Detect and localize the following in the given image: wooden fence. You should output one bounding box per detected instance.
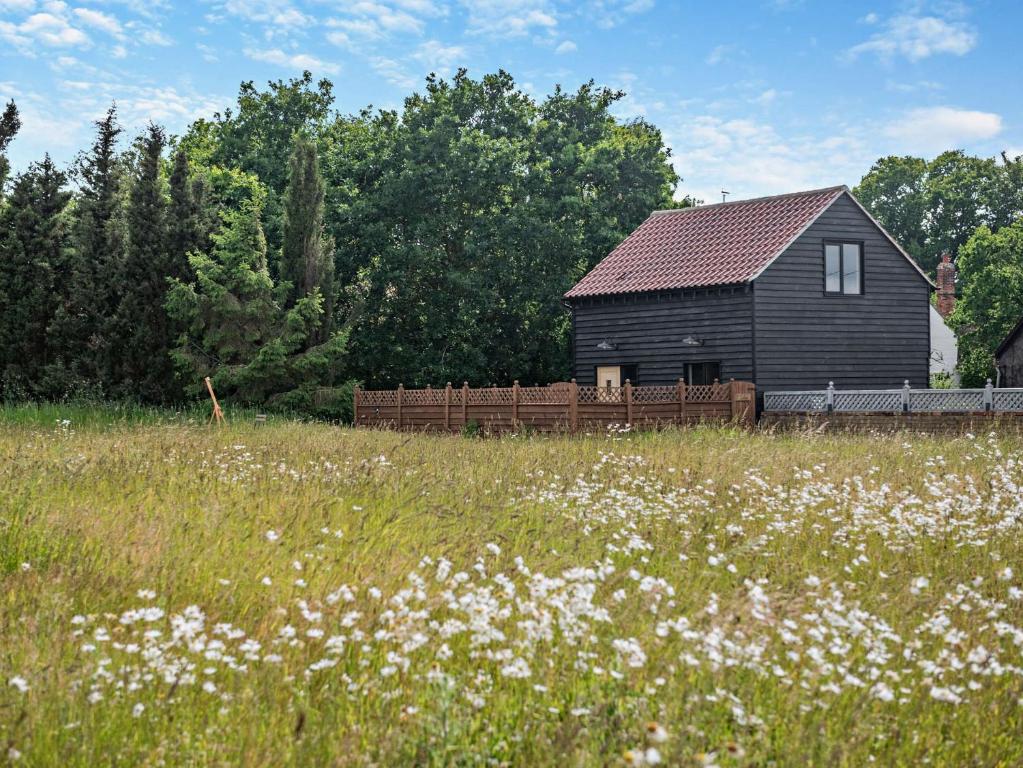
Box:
[354,379,756,433]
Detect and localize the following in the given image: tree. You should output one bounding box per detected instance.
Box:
[0,100,21,202]
[0,156,71,398]
[853,156,928,266]
[191,71,335,265]
[166,193,346,406]
[167,148,203,279]
[281,133,334,338]
[327,70,677,387]
[49,106,126,390]
[116,123,174,401]
[949,220,1023,386]
[855,149,1021,275]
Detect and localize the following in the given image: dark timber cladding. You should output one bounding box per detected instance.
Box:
[565,186,934,393]
[571,285,753,385]
[753,194,930,391]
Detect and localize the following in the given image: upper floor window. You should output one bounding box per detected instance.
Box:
[825,242,862,295]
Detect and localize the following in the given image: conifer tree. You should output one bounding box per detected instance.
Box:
[0,156,71,398]
[51,106,125,390]
[117,123,173,401]
[167,147,202,279]
[281,133,334,342]
[0,100,20,202]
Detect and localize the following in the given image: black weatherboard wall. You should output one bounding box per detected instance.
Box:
[571,285,754,385]
[751,194,931,392]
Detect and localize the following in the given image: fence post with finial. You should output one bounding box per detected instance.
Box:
[569,378,578,433]
[445,382,452,431]
[397,384,404,429]
[624,379,633,425]
[984,378,994,412]
[677,378,687,425]
[462,381,469,428]
[512,380,520,428]
[902,380,911,413]
[826,381,835,413]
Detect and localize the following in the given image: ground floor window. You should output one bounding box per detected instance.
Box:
[685,361,721,386]
[595,364,638,388]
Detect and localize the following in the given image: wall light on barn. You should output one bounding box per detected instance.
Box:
[596,338,618,351]
[682,335,704,347]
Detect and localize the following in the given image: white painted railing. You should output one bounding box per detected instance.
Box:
[763,380,1023,413]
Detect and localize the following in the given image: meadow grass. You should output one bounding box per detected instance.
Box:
[1,407,1022,766]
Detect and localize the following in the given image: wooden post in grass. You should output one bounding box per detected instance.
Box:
[512,380,520,428]
[397,384,404,430]
[445,382,452,431]
[677,378,687,426]
[462,381,469,428]
[352,385,360,426]
[624,379,633,425]
[204,377,225,426]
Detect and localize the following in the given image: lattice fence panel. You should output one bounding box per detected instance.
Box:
[468,388,514,405]
[686,383,729,402]
[993,389,1023,412]
[578,386,624,404]
[833,391,902,412]
[519,387,566,404]
[763,392,827,412]
[632,386,679,403]
[402,389,446,405]
[359,390,398,406]
[909,390,985,412]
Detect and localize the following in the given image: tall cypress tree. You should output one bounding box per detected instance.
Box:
[117,123,173,402]
[0,100,20,202]
[51,106,125,390]
[281,134,334,341]
[167,147,201,279]
[0,156,71,398]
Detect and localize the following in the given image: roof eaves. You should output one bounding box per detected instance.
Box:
[995,314,1023,358]
[745,186,847,283]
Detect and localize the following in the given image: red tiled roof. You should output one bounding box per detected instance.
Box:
[565,186,847,298]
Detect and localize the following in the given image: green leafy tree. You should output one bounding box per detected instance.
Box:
[855,149,1021,275]
[0,100,20,202]
[191,72,335,265]
[0,156,72,398]
[325,71,676,387]
[853,156,929,266]
[949,220,1023,386]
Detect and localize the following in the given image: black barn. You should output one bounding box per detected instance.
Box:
[564,186,934,394]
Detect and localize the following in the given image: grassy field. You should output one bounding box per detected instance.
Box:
[2,407,1022,766]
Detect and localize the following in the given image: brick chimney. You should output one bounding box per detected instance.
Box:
[936,252,956,318]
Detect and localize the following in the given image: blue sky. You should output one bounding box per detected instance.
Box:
[1,0,1020,202]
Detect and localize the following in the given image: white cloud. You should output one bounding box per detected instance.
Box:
[0,10,90,50]
[412,39,466,72]
[665,114,872,204]
[554,39,576,54]
[847,11,976,62]
[460,0,557,37]
[369,56,417,88]
[0,0,35,10]
[589,0,653,29]
[705,43,736,65]
[883,106,1002,151]
[325,0,446,46]
[73,8,122,37]
[244,46,340,75]
[222,0,311,28]
[751,88,777,106]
